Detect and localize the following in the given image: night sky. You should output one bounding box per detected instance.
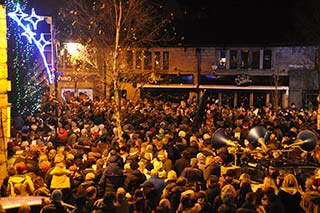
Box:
[26,0,309,46]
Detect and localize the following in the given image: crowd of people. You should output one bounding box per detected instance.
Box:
[2,94,320,213]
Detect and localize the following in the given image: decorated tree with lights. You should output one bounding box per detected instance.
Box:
[6,1,51,116]
[58,0,177,142]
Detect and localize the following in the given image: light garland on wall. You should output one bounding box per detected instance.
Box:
[7,3,54,84]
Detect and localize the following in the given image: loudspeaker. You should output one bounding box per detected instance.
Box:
[289,130,317,151]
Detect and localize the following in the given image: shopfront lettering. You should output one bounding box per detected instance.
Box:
[235,74,252,86]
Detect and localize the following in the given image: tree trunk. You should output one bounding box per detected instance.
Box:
[113,0,124,144]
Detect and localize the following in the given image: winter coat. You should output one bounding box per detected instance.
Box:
[180,166,204,185]
[50,166,71,189]
[105,154,124,176]
[278,187,305,213]
[174,157,189,177]
[7,174,35,196]
[41,201,69,213]
[236,202,258,213]
[124,170,146,195]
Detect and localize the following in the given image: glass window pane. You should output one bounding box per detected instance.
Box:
[230,50,238,69]
[263,50,272,69]
[127,51,133,69]
[154,51,161,70]
[240,50,249,69]
[136,51,142,69]
[144,51,152,70]
[252,50,260,69]
[218,50,226,68]
[163,51,169,70]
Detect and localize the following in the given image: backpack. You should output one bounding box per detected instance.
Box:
[7,175,32,197]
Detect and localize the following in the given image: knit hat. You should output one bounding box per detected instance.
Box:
[203,133,211,140]
[178,130,186,138]
[189,136,198,143]
[15,162,27,174]
[85,173,95,181]
[167,170,177,181]
[51,189,63,202]
[40,161,51,173]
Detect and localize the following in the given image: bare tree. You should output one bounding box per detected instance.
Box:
[57,0,176,142]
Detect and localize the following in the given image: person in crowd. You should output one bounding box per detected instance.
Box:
[41,189,72,213]
[236,192,259,213]
[180,158,204,187]
[259,187,285,213]
[278,173,305,213]
[6,161,35,197]
[212,184,237,212]
[123,161,146,196]
[95,191,116,212]
[176,189,202,213]
[5,93,320,213]
[114,187,130,213]
[237,173,253,207]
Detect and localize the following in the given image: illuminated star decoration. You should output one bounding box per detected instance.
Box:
[7,4,54,84]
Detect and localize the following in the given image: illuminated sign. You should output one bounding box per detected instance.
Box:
[7,4,54,84]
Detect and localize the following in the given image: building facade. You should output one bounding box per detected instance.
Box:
[56,45,320,109]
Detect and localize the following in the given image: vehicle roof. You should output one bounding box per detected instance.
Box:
[0,196,48,209]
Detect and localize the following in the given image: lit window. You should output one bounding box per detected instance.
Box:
[218,50,226,68]
[154,51,161,70]
[136,51,142,69]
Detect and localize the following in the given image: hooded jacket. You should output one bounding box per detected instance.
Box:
[50,165,71,189]
[7,174,34,196]
[278,187,304,213]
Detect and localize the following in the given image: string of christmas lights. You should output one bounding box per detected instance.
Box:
[6,0,49,116]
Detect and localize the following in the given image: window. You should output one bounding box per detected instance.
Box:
[240,50,249,69]
[154,51,161,70]
[136,51,142,69]
[263,50,272,69]
[144,51,152,70]
[163,51,169,70]
[252,50,260,69]
[127,51,133,69]
[218,50,226,68]
[230,50,238,69]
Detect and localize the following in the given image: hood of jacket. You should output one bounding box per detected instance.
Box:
[9,175,28,184]
[50,166,70,176]
[280,187,298,195]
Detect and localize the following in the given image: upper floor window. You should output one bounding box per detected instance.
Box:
[252,50,260,69]
[154,51,161,70]
[127,51,133,69]
[240,50,249,69]
[263,50,272,69]
[218,50,226,68]
[144,51,152,70]
[163,51,169,70]
[136,51,142,69]
[230,50,238,69]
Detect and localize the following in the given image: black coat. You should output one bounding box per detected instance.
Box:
[124,170,146,195]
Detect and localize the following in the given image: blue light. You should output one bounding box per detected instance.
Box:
[8,4,54,84]
[205,74,218,79]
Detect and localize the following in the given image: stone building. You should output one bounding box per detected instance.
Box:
[56,45,320,109]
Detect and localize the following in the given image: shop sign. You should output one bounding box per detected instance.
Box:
[58,76,72,81]
[235,74,252,86]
